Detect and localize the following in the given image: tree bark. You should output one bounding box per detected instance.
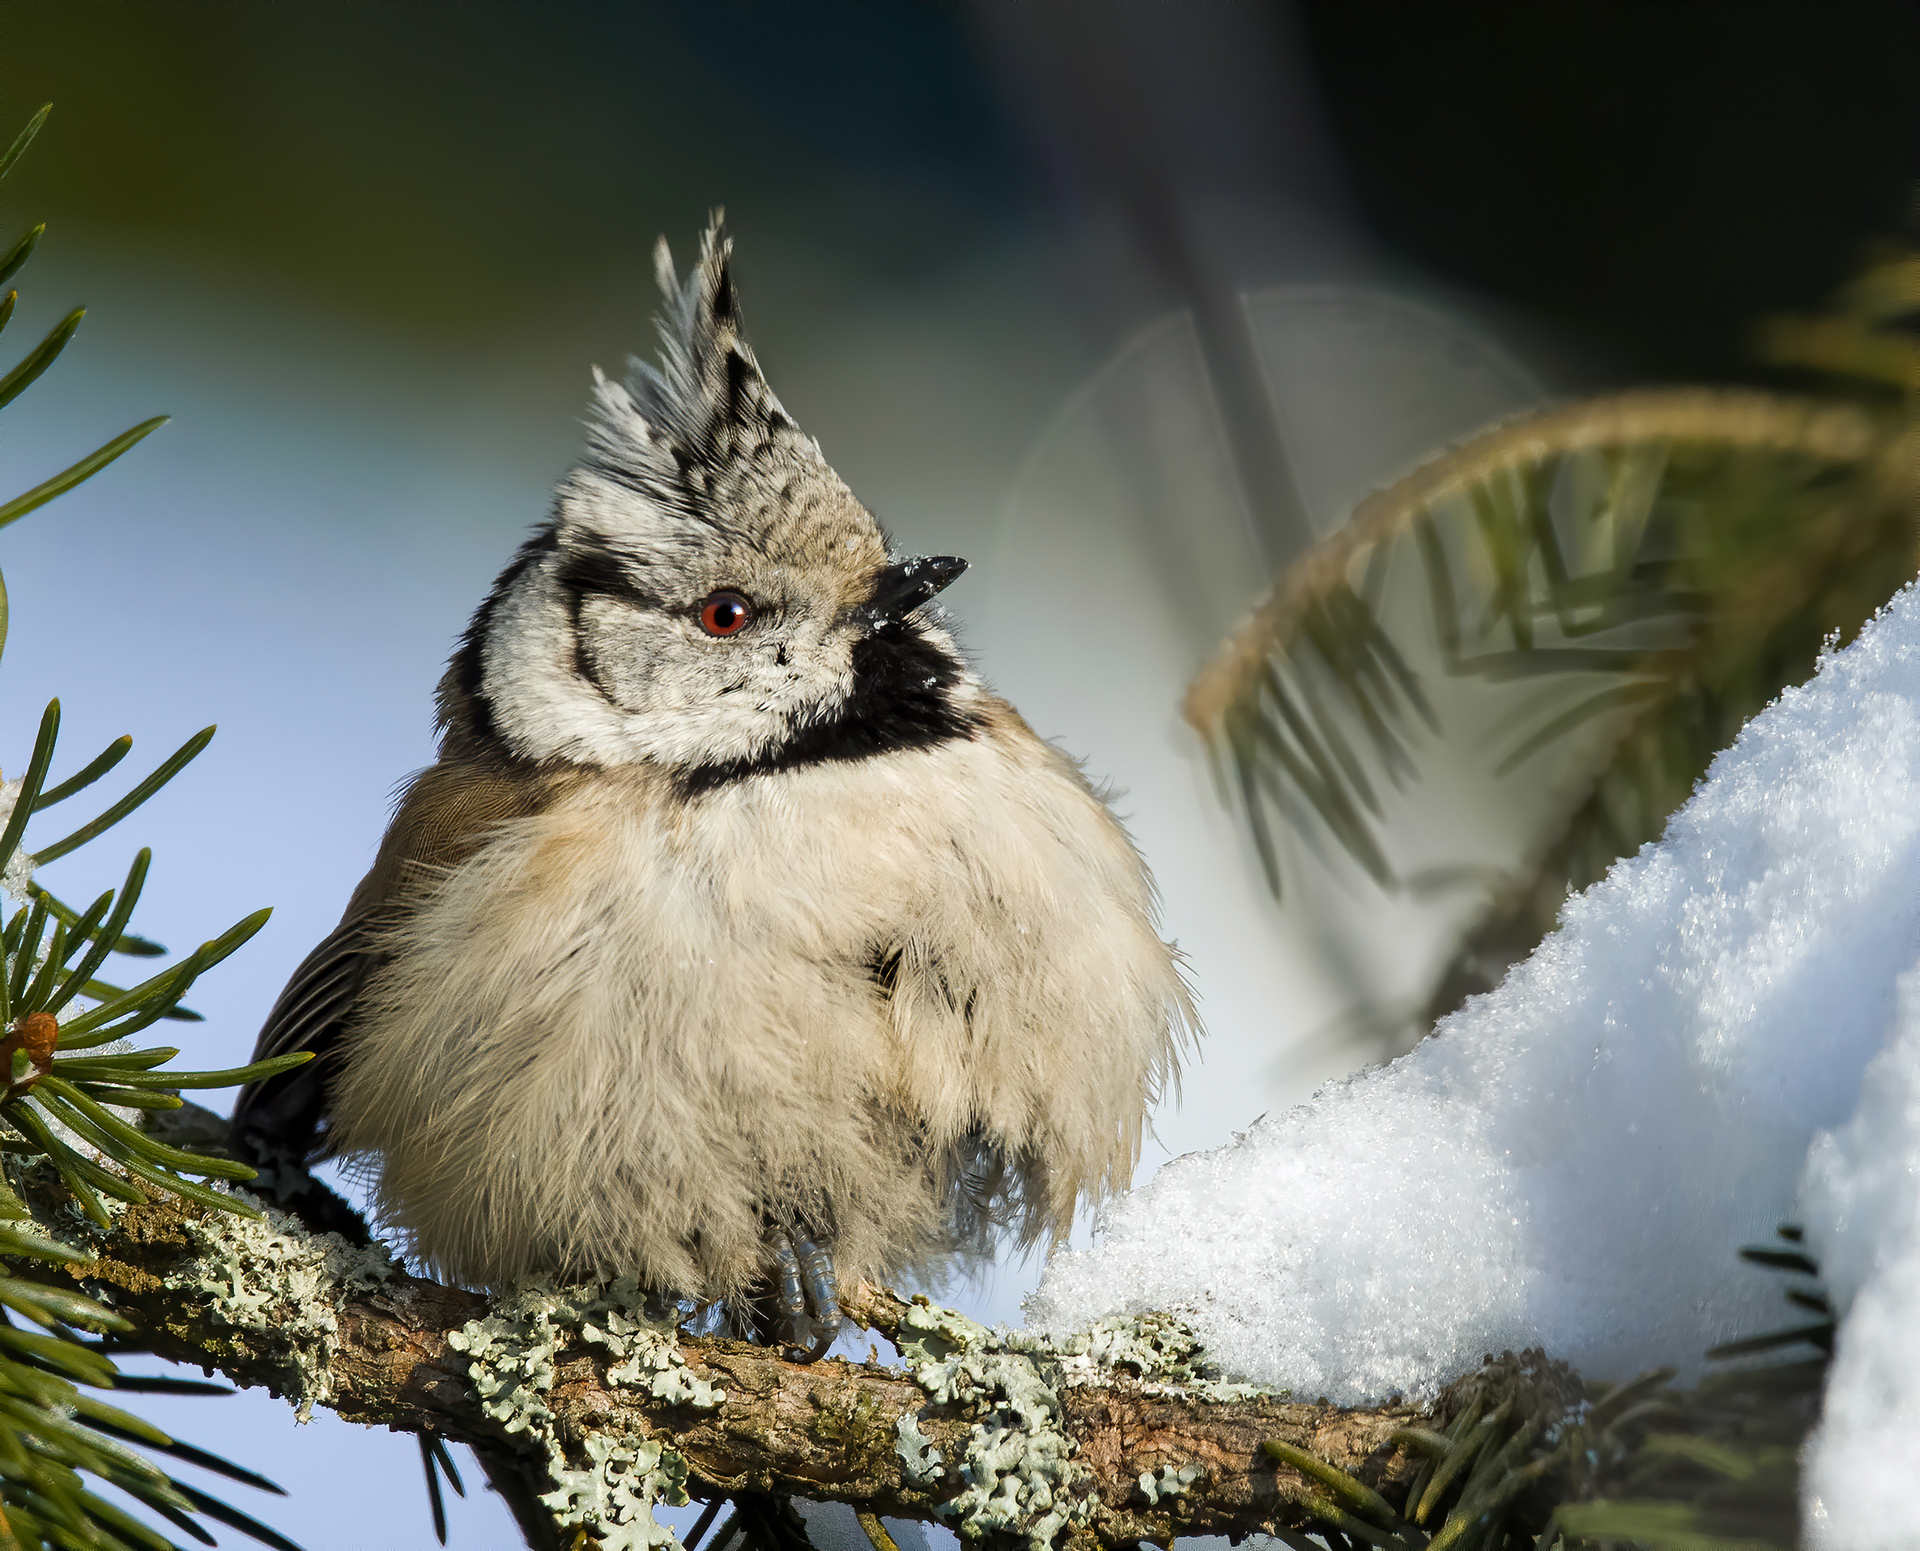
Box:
[19,1176,1464,1549]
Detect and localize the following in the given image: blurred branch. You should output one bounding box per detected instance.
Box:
[975,3,1329,568]
[1185,388,1888,737]
[1182,373,1917,1038]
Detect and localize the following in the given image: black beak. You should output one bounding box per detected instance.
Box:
[855,555,967,628]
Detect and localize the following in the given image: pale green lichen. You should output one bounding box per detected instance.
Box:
[448,1275,723,1551]
[897,1301,995,1366]
[0,1169,396,1423]
[894,1414,945,1486]
[1137,1463,1203,1504]
[892,1298,1096,1551]
[11,1163,389,1423]
[1007,1310,1276,1402]
[891,1300,1276,1539]
[159,1188,395,1420]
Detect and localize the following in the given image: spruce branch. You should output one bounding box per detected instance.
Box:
[1185,385,1901,892]
[0,97,316,1551]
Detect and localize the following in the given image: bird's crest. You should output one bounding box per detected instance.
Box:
[582,213,812,500]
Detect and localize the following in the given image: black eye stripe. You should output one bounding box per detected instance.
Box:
[565,587,622,707]
[555,534,663,610]
[451,523,560,757]
[554,534,670,709]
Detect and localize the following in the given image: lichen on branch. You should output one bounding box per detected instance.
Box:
[10,1168,1443,1549]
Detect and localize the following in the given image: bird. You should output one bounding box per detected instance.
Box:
[230,216,1194,1359]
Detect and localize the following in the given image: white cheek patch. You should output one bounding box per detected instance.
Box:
[613,632,860,769]
[483,572,647,765]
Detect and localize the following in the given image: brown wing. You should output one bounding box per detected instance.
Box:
[229,757,562,1167]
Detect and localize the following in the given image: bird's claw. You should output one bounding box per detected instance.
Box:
[795,1232,841,1357]
[764,1226,842,1361]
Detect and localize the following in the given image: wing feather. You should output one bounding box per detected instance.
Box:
[230,756,567,1165]
[228,914,388,1162]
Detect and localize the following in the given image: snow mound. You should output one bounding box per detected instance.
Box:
[1800,967,1920,1549]
[1028,582,1920,1410]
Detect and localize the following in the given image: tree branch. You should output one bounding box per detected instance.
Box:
[16,1171,1519,1549]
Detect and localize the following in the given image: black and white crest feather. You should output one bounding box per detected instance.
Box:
[580,217,816,536]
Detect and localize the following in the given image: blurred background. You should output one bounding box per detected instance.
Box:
[1,3,1917,1546]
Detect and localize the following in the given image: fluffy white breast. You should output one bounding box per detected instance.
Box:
[328,706,1190,1294]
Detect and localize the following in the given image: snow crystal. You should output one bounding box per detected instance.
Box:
[1029,581,1920,1411]
[1800,966,1920,1550]
[0,775,33,901]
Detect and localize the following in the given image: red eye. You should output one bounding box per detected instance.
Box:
[698,591,754,637]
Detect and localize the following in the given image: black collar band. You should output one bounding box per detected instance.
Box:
[680,622,980,796]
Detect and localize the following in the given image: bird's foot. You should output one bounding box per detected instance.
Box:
[763,1226,842,1362]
